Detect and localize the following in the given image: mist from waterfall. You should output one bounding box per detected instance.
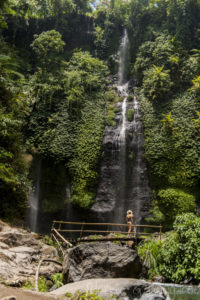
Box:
[27,159,41,232]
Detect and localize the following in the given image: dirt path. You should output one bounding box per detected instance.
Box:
[0,285,64,300]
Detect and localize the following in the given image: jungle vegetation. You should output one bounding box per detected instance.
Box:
[0,0,199,230]
[0,0,200,285]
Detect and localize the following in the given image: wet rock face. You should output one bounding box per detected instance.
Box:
[62,242,143,283]
[91,86,153,224]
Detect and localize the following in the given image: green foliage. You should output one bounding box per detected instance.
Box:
[30,30,65,71]
[192,111,200,132]
[2,0,200,230]
[65,290,113,300]
[48,0,75,16]
[24,276,49,292]
[93,5,123,64]
[25,49,108,209]
[138,213,200,283]
[104,89,118,126]
[44,235,56,247]
[157,188,196,224]
[23,280,34,290]
[38,276,49,292]
[142,65,173,102]
[69,100,105,207]
[127,94,133,102]
[104,90,118,103]
[126,108,134,122]
[139,88,200,225]
[105,104,117,126]
[134,34,177,85]
[158,213,200,283]
[191,75,200,99]
[138,239,162,278]
[0,37,28,221]
[51,273,63,288]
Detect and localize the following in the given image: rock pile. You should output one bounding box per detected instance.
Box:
[0,220,61,287]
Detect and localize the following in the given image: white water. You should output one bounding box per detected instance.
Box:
[93,28,152,225]
[113,29,151,224]
[118,29,128,85]
[133,96,139,131]
[28,160,41,232]
[114,27,129,147]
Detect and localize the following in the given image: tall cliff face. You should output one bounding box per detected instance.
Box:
[27,29,152,233]
[92,30,152,224]
[91,83,152,224]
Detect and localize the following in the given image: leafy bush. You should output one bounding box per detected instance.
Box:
[105,90,118,103]
[142,65,173,102]
[158,213,200,283]
[30,30,65,70]
[157,188,196,224]
[139,213,200,284]
[105,104,117,126]
[127,94,133,102]
[38,276,49,292]
[65,290,114,300]
[126,108,134,122]
[51,273,63,288]
[138,239,162,278]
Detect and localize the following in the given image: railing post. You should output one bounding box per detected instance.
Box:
[107,225,109,236]
[51,221,55,239]
[134,225,137,238]
[80,222,85,239]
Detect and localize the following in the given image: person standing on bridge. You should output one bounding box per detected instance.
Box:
[126,210,134,236]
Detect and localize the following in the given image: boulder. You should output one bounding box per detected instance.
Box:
[62,242,143,283]
[50,278,170,300]
[0,232,39,248]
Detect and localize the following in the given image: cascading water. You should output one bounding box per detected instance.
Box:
[118,29,128,85]
[92,29,152,224]
[27,159,41,232]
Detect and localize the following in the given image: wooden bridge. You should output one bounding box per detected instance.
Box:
[51,221,162,254]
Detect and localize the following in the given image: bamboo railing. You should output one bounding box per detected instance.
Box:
[51,220,162,248]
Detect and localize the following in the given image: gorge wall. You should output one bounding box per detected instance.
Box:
[27,29,152,233]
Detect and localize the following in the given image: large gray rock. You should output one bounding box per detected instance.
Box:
[62,242,143,283]
[50,278,170,300]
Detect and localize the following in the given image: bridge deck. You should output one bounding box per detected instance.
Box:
[51,221,162,254]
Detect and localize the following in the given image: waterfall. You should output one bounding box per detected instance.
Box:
[118,29,128,85]
[92,28,152,224]
[27,159,41,232]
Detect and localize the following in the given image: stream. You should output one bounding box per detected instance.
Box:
[156,283,200,300]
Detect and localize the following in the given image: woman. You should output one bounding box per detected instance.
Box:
[126,210,134,235]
